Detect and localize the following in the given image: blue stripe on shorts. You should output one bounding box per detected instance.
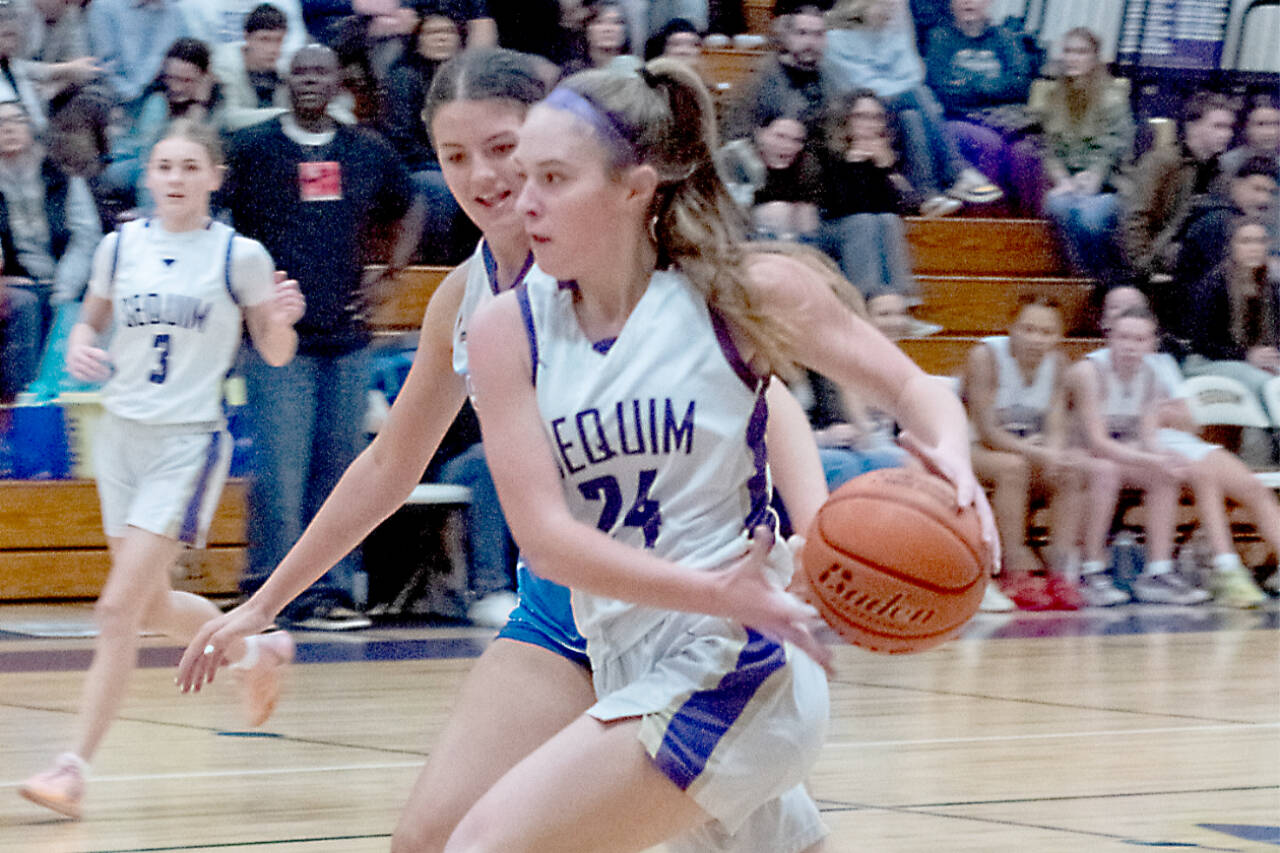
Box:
[652,629,786,792]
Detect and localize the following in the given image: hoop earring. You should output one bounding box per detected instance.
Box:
[648,215,659,242]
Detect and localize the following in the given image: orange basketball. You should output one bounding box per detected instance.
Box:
[798,467,990,654]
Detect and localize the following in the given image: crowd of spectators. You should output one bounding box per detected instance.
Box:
[0,0,1278,620]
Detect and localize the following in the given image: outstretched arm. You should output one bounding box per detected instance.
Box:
[178,268,472,690]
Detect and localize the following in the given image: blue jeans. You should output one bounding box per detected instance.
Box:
[818,213,915,300]
[1043,191,1121,280]
[437,443,516,598]
[1,286,40,400]
[820,444,906,490]
[241,346,371,616]
[883,87,964,195]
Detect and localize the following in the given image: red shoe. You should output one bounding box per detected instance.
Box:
[1042,573,1084,610]
[1001,574,1055,610]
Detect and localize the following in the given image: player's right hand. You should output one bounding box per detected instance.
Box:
[66,344,112,383]
[176,601,276,693]
[717,526,834,676]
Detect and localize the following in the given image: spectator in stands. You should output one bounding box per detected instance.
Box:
[643,15,701,69]
[822,0,1001,210]
[0,98,100,342]
[45,89,117,231]
[1172,156,1278,307]
[1103,285,1274,607]
[1120,91,1235,307]
[220,44,417,631]
[924,0,1040,214]
[381,7,471,263]
[104,38,221,211]
[381,9,463,174]
[1037,26,1134,284]
[562,1,636,75]
[718,92,821,243]
[1068,305,1211,605]
[181,0,308,68]
[1180,217,1280,430]
[964,296,1109,609]
[813,88,918,297]
[0,2,56,129]
[213,4,292,133]
[1220,93,1280,180]
[87,0,190,116]
[26,0,89,66]
[723,4,830,141]
[0,271,40,402]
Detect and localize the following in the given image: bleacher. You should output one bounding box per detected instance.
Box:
[0,217,1104,602]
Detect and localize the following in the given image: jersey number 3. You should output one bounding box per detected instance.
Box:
[578,469,662,548]
[149,334,171,384]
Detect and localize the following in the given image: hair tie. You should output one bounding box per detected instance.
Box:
[544,86,637,162]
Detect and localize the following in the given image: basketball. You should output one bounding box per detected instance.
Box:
[798,467,990,654]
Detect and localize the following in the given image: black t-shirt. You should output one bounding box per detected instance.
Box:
[220,119,413,355]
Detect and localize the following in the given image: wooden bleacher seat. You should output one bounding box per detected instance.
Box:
[914,275,1095,335]
[899,335,1103,378]
[0,479,245,600]
[905,217,1065,277]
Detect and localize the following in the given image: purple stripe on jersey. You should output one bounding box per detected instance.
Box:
[179,432,223,546]
[743,384,772,532]
[481,240,536,295]
[651,628,786,791]
[515,282,539,388]
[708,310,760,390]
[223,229,239,304]
[591,337,616,354]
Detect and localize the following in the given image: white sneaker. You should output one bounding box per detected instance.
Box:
[1079,572,1130,607]
[979,581,1016,612]
[920,194,963,218]
[467,590,519,628]
[948,167,1004,204]
[1131,572,1211,605]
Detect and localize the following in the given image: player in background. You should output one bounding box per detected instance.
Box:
[18,120,304,819]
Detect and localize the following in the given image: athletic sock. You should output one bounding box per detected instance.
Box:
[229,635,260,672]
[1144,559,1173,577]
[1212,553,1245,574]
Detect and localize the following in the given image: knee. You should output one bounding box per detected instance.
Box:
[93,594,141,637]
[989,453,1031,487]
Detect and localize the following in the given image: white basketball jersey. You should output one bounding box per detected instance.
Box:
[1083,349,1159,442]
[88,219,276,425]
[982,335,1059,438]
[451,240,545,379]
[519,270,773,655]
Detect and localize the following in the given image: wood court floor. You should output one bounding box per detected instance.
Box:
[1,602,1277,853]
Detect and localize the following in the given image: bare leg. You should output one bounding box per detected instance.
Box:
[1080,457,1121,563]
[1041,466,1084,573]
[444,715,710,853]
[1186,460,1234,557]
[971,445,1037,574]
[74,529,183,762]
[391,638,595,853]
[1118,464,1179,563]
[1209,448,1280,561]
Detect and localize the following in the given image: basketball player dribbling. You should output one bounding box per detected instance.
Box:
[19,120,305,819]
[177,49,834,853]
[439,59,995,851]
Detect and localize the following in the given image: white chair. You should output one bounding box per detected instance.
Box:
[1179,374,1272,429]
[1261,375,1280,429]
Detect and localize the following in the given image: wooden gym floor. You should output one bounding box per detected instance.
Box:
[0,601,1277,852]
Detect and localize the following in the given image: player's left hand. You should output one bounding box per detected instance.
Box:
[898,431,1001,572]
[270,271,305,326]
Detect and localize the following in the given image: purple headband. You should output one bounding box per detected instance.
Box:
[544,86,636,161]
